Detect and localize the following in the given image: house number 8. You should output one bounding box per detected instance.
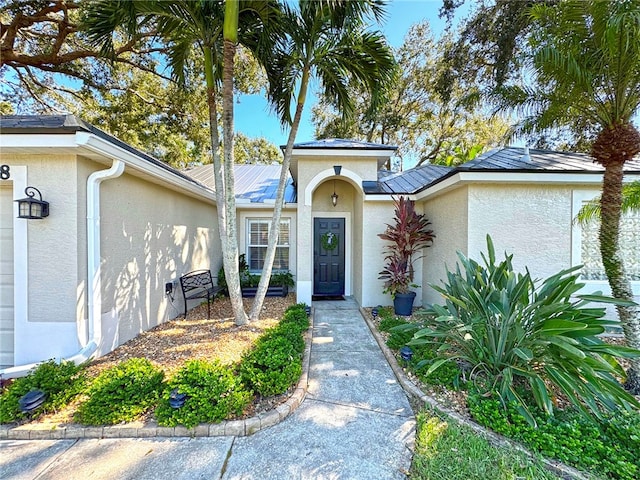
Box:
[0,165,10,180]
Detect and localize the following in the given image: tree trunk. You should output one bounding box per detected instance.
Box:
[599,161,640,392]
[249,66,310,320]
[221,2,247,325]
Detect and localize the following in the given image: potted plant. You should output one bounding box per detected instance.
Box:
[378,196,435,315]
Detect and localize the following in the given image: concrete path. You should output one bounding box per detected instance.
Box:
[0,299,415,480]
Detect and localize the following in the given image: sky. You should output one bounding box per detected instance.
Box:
[233,0,466,148]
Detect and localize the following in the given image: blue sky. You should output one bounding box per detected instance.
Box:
[234,0,466,147]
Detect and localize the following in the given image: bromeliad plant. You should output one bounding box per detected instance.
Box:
[378,196,435,296]
[409,235,640,426]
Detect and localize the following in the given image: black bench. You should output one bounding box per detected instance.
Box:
[179,269,221,319]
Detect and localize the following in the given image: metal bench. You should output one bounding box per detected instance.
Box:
[179,269,221,319]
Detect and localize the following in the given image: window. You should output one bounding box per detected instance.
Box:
[247,219,290,272]
[580,210,640,281]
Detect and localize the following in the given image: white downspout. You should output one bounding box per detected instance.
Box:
[0,159,125,379]
[74,159,125,362]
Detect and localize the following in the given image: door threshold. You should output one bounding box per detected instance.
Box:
[312,295,345,301]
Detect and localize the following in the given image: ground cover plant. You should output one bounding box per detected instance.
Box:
[155,360,252,428]
[74,358,165,425]
[377,237,640,479]
[0,360,86,423]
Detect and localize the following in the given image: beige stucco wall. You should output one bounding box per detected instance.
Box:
[2,154,81,324]
[467,184,573,280]
[421,186,469,305]
[100,166,218,346]
[360,200,397,307]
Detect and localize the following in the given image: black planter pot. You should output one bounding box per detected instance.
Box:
[393,291,416,316]
[241,284,289,298]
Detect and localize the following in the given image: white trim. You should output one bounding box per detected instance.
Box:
[304,168,363,206]
[12,167,27,366]
[292,148,394,158]
[312,212,352,297]
[2,132,216,204]
[246,217,291,273]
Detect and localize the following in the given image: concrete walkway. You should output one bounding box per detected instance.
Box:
[0,299,415,480]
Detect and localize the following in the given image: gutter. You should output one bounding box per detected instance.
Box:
[0,159,125,379]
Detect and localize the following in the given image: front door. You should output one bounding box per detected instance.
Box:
[314,218,345,296]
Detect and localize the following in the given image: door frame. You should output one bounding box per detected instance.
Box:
[312,211,352,297]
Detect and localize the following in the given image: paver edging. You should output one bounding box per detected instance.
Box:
[1,309,314,440]
[359,307,591,480]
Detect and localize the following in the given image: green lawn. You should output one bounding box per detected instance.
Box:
[411,411,560,480]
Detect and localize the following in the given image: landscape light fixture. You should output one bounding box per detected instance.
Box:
[400,346,414,362]
[15,186,49,219]
[18,389,47,413]
[169,389,187,409]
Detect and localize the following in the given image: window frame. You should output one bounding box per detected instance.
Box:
[246,218,291,273]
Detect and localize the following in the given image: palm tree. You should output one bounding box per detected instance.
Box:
[575,181,640,224]
[247,0,396,320]
[499,0,640,391]
[83,0,280,325]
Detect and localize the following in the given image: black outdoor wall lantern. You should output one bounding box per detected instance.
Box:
[15,186,49,219]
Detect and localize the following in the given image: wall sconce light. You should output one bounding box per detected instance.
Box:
[331,180,339,207]
[333,165,342,176]
[15,186,49,219]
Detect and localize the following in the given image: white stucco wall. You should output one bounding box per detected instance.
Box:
[421,186,469,305]
[100,167,218,347]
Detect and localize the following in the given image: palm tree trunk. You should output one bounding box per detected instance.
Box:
[600,161,640,393]
[221,0,247,325]
[249,67,311,320]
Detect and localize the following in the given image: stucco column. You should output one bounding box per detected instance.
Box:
[296,203,313,305]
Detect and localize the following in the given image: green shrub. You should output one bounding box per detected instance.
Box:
[468,393,640,480]
[155,360,251,428]
[0,360,86,423]
[240,334,303,397]
[218,254,294,292]
[74,358,165,425]
[408,235,640,425]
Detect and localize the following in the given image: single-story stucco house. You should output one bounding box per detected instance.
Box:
[1,115,639,377]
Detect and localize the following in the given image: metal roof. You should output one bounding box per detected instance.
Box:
[289,138,397,151]
[461,147,640,172]
[183,164,296,204]
[373,147,640,195]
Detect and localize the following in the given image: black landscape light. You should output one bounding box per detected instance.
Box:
[305,305,311,317]
[169,389,187,409]
[400,346,413,362]
[371,307,379,319]
[19,389,47,413]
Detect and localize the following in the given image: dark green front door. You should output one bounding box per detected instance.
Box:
[314,218,345,296]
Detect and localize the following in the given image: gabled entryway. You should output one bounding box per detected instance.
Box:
[313,217,345,297]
